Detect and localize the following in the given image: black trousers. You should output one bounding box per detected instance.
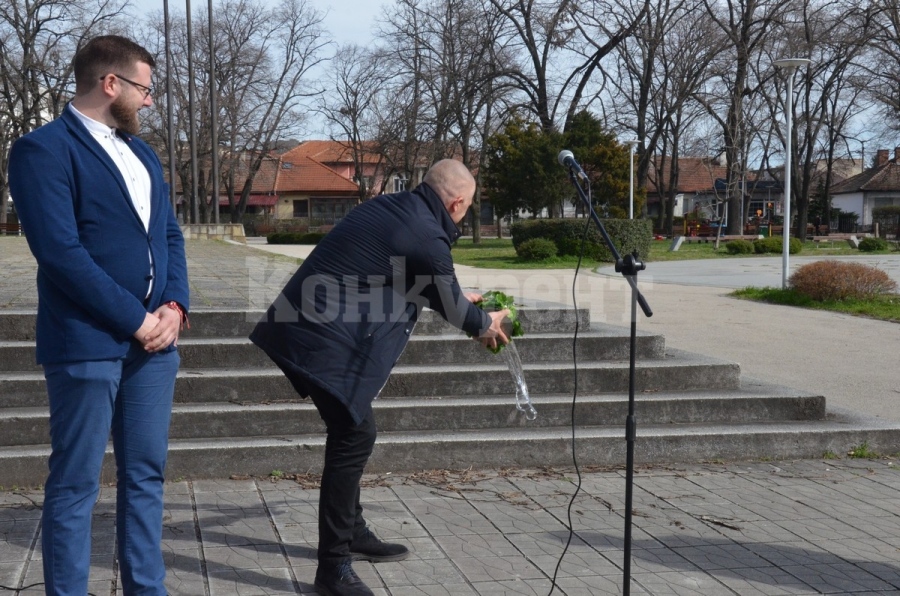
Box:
[266,351,377,564]
[308,386,376,563]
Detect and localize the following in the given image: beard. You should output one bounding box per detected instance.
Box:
[110,95,140,135]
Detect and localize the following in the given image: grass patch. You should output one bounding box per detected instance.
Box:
[731,286,900,323]
[847,442,880,459]
[450,238,607,269]
[452,237,891,268]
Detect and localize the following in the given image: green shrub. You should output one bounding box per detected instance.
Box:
[789,260,898,301]
[858,236,889,252]
[267,232,326,245]
[516,238,558,261]
[754,236,802,254]
[725,239,754,255]
[510,218,652,263]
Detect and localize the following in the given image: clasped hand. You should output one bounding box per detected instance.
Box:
[133,306,181,352]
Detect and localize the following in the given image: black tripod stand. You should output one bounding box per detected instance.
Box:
[564,167,653,596]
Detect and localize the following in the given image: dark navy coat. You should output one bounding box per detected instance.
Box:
[250,183,490,423]
[8,106,189,365]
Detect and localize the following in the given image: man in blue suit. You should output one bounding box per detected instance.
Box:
[8,35,189,596]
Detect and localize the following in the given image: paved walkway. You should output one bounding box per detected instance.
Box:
[2,236,900,594]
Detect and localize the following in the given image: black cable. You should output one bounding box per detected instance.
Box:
[0,582,96,595]
[547,190,593,595]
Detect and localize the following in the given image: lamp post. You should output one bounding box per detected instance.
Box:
[624,139,639,219]
[774,58,810,289]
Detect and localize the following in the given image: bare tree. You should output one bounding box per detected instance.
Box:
[486,0,647,134]
[699,0,792,234]
[604,0,720,232]
[141,0,327,224]
[319,45,391,202]
[376,0,515,238]
[868,0,900,128]
[764,0,875,237]
[0,0,128,230]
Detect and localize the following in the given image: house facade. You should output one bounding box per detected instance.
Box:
[273,154,360,223]
[831,148,900,230]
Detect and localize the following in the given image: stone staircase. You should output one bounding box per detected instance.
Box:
[2,304,900,486]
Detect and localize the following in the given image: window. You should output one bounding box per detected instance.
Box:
[393,176,408,193]
[293,199,309,218]
[310,198,358,224]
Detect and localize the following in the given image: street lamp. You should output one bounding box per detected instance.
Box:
[774,58,811,289]
[624,139,639,219]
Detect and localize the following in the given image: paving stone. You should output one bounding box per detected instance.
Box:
[387,584,477,595]
[207,567,298,595]
[781,562,897,593]
[373,558,466,586]
[2,441,900,594]
[469,577,554,595]
[711,565,819,595]
[204,543,291,571]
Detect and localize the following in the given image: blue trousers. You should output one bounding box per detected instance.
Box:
[41,343,179,596]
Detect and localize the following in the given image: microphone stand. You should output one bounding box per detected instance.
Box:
[565,169,652,596]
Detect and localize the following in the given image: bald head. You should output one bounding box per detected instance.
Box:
[423,159,476,224]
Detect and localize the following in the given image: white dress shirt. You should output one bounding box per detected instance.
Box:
[70,104,154,296]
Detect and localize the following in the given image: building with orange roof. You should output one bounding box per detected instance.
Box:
[273,155,361,221]
[831,148,900,230]
[644,156,730,219]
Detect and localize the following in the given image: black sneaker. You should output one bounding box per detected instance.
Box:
[314,560,374,596]
[349,527,411,562]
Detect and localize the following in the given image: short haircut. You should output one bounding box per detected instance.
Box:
[423,159,475,204]
[73,35,156,95]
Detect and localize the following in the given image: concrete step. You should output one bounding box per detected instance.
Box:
[0,304,590,341]
[1,409,898,486]
[0,349,741,408]
[0,326,666,372]
[0,379,825,447]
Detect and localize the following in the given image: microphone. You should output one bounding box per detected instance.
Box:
[558,149,588,182]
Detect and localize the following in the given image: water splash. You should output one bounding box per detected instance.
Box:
[500,342,537,420]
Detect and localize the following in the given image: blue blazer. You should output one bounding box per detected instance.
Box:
[8,106,190,365]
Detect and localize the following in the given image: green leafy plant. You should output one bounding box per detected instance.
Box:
[858,237,889,252]
[754,236,802,254]
[725,239,754,255]
[516,237,557,261]
[847,442,879,459]
[473,290,525,353]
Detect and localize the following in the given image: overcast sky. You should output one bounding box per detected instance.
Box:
[129,0,386,46]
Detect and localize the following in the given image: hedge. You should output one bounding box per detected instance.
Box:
[516,237,558,261]
[753,236,802,254]
[510,218,652,262]
[266,232,326,245]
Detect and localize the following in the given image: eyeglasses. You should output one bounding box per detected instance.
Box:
[100,73,153,99]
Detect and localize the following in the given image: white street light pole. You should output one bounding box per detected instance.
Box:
[624,139,639,219]
[774,58,811,289]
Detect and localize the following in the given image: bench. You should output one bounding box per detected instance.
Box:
[670,234,761,251]
[812,234,863,249]
[0,222,22,236]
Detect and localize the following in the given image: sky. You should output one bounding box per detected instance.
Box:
[129,0,386,46]
[129,0,387,136]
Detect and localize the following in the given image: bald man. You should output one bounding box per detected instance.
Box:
[250,159,508,596]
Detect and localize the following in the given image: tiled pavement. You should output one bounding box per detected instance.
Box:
[2,462,900,595]
[2,237,900,594]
